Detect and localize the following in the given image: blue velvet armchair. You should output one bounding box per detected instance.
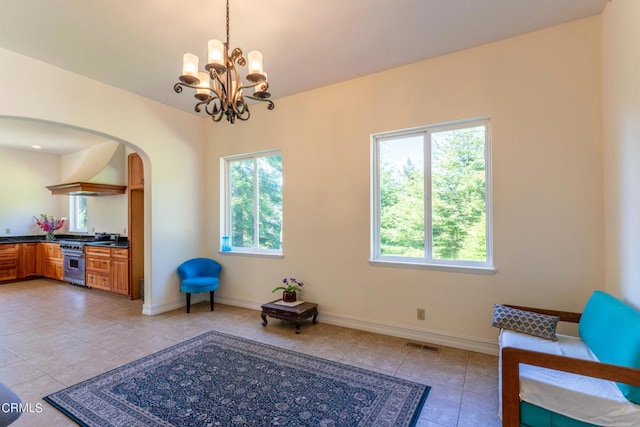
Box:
[177,258,221,313]
[0,381,21,426]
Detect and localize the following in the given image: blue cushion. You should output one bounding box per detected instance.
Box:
[579,290,640,404]
[181,277,219,294]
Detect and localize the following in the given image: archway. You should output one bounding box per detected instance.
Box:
[0,115,151,309]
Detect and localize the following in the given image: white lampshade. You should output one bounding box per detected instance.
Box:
[248,50,263,74]
[208,40,225,65]
[195,72,211,100]
[182,53,199,79]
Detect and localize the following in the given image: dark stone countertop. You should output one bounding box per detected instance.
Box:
[0,235,129,248]
[84,241,130,249]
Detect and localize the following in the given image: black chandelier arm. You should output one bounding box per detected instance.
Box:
[236,80,263,92]
[204,98,225,122]
[174,82,191,93]
[238,110,251,121]
[246,96,275,110]
[193,99,211,113]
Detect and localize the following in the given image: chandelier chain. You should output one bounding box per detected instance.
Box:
[226,0,230,48]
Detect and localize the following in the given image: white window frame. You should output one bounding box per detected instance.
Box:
[370,118,494,273]
[220,149,283,257]
[68,195,88,233]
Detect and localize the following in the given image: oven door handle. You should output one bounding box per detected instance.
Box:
[63,252,85,258]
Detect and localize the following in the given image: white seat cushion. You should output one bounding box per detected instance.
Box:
[499,329,640,426]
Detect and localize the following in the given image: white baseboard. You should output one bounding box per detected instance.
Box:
[215,296,499,355]
[142,293,208,316]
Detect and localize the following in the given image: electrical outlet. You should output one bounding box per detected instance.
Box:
[417,308,425,321]
[5,228,10,234]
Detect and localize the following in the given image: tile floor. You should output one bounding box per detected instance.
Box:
[0,279,501,426]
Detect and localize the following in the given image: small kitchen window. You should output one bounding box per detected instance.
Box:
[69,196,88,233]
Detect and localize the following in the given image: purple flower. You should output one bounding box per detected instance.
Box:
[272,277,305,294]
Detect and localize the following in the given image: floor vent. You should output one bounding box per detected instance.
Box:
[406,342,440,353]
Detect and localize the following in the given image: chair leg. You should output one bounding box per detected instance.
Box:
[210,291,215,311]
[186,293,191,313]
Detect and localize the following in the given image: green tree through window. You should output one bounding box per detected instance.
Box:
[69,196,88,232]
[226,151,282,252]
[372,120,492,269]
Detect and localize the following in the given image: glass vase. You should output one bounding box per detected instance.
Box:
[221,236,231,251]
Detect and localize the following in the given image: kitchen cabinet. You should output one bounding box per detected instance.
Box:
[86,246,129,295]
[36,243,46,276]
[39,242,63,281]
[128,150,144,300]
[111,248,129,295]
[86,246,112,291]
[0,244,19,281]
[128,153,144,190]
[19,243,38,278]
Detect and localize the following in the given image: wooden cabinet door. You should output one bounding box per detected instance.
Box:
[20,243,38,277]
[45,243,62,260]
[86,256,111,274]
[86,246,112,278]
[45,259,62,280]
[53,260,64,280]
[86,272,111,291]
[128,153,144,190]
[36,243,46,276]
[0,244,19,281]
[111,250,129,296]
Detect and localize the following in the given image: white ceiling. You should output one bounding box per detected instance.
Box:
[0,0,607,153]
[0,117,114,155]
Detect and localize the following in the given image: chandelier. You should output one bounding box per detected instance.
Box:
[174,0,274,124]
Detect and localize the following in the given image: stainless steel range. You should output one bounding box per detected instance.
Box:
[59,240,87,286]
[59,233,120,287]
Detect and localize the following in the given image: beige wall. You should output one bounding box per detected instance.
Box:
[0,13,610,353]
[602,0,640,308]
[206,17,604,352]
[0,143,128,237]
[0,47,206,313]
[0,147,63,236]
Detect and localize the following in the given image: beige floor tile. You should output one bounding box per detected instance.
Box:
[0,279,500,426]
[396,349,468,388]
[457,389,501,427]
[418,384,463,427]
[0,359,46,388]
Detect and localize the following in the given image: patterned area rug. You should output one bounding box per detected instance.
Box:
[45,330,430,426]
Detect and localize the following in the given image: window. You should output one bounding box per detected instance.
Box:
[221,150,282,254]
[371,119,493,272]
[69,196,88,233]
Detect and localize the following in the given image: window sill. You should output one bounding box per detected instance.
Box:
[369,259,496,274]
[218,250,283,259]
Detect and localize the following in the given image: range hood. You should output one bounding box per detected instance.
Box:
[46,182,126,196]
[47,141,127,196]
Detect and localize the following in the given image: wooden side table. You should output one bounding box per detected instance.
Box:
[261,300,318,334]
